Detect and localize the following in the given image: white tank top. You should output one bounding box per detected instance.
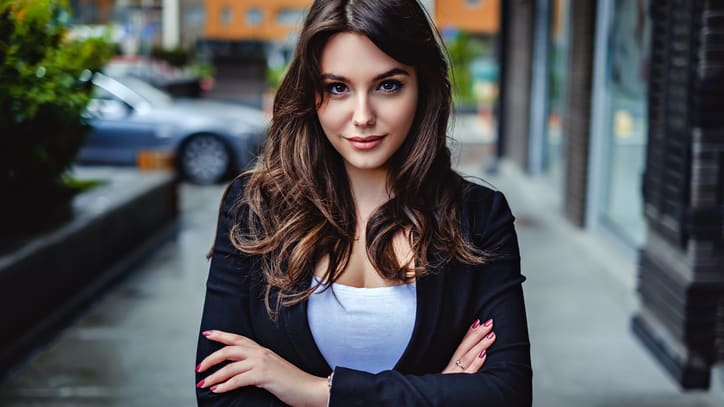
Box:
[307,277,417,373]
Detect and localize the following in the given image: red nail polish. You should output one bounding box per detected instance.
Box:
[472,319,480,329]
[196,380,205,388]
[202,331,211,337]
[210,386,218,392]
[483,318,493,327]
[486,332,495,339]
[195,363,201,372]
[479,349,486,358]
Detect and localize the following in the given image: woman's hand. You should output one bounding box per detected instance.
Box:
[196,330,328,407]
[442,318,495,374]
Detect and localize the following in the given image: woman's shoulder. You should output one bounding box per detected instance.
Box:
[458,178,516,241]
[226,173,252,198]
[220,173,252,210]
[459,179,513,216]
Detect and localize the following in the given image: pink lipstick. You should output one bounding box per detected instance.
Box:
[346,135,385,150]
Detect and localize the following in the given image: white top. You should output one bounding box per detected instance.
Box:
[307,277,417,373]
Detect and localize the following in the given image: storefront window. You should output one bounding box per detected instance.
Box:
[220,7,233,26]
[542,0,570,189]
[600,0,651,246]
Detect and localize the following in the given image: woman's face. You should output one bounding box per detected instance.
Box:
[316,32,419,175]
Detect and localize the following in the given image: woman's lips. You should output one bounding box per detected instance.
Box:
[346,135,385,150]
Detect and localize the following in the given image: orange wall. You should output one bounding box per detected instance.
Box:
[205,0,500,41]
[206,0,310,41]
[435,0,499,34]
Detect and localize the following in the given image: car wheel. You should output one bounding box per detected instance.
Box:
[179,134,231,184]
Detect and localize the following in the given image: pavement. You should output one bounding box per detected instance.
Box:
[458,160,724,407]
[0,115,723,406]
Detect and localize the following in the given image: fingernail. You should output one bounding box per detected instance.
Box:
[472,319,480,329]
[196,380,205,388]
[479,349,486,359]
[210,386,218,392]
[195,363,201,372]
[202,331,212,337]
[486,332,495,339]
[483,318,493,327]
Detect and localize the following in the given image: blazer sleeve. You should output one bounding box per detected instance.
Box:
[328,189,532,407]
[195,178,280,406]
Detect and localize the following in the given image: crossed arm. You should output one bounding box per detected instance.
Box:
[195,180,531,406]
[196,318,497,406]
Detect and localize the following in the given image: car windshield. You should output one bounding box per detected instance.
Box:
[116,76,173,106]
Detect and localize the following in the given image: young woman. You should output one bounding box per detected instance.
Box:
[195,1,531,405]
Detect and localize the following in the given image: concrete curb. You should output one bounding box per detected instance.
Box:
[0,168,178,375]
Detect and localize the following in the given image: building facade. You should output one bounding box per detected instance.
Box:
[434,0,499,34]
[70,1,501,53]
[202,0,499,43]
[204,0,309,42]
[500,0,724,390]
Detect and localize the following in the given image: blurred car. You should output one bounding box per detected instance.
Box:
[77,73,268,184]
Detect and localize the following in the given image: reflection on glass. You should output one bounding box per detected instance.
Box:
[542,0,569,189]
[601,0,651,246]
[246,8,263,26]
[221,7,233,26]
[276,8,306,26]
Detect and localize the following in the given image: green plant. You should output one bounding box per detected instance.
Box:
[0,0,113,229]
[151,45,215,82]
[447,31,475,105]
[265,63,288,92]
[191,61,215,80]
[151,46,192,68]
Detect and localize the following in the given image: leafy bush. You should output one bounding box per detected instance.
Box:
[151,46,192,68]
[447,32,475,105]
[151,45,215,83]
[0,0,113,230]
[265,63,288,91]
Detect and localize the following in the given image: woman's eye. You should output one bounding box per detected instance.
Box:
[326,83,349,95]
[378,80,402,92]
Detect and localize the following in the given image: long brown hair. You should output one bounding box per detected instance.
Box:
[230,0,484,318]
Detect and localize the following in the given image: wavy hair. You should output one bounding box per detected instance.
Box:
[229,0,485,318]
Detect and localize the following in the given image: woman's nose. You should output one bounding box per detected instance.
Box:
[352,95,375,128]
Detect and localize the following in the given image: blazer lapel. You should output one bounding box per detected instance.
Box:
[280,277,332,376]
[394,257,446,372]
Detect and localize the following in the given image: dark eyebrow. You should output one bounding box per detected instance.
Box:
[321,68,410,82]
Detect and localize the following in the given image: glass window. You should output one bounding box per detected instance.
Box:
[185,6,204,26]
[276,8,305,26]
[599,0,651,246]
[246,7,263,26]
[220,7,233,25]
[542,0,570,189]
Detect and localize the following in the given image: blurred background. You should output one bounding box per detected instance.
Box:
[0,0,723,405]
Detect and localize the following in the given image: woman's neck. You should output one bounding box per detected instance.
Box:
[345,165,391,220]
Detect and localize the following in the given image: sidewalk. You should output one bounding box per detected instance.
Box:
[456,157,723,406]
[0,120,722,406]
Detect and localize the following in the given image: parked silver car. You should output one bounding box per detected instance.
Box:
[77,73,268,184]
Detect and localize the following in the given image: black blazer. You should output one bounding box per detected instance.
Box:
[196,178,532,406]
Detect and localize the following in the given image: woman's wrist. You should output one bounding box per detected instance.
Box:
[326,371,334,406]
[304,374,331,407]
